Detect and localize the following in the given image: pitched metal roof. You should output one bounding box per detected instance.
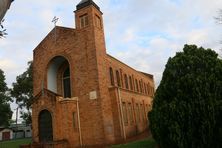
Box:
[76,0,100,11]
[78,0,88,5]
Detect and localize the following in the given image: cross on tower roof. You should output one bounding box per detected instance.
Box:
[52,16,59,26]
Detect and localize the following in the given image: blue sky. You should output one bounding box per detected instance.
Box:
[1,0,222,120]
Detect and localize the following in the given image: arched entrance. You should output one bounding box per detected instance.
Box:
[39,110,53,142]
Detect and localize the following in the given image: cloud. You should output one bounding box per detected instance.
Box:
[101,0,222,87]
[1,0,222,121]
[1,0,222,91]
[0,59,17,71]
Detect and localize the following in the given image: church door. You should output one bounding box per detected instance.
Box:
[39,110,53,142]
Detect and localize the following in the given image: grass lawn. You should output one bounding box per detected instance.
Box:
[0,138,32,148]
[112,138,157,148]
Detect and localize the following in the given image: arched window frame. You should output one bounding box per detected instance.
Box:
[109,67,114,86]
[144,83,147,94]
[140,80,144,93]
[147,84,150,95]
[129,76,133,90]
[63,67,71,98]
[116,70,121,87]
[139,80,142,93]
[135,79,139,92]
[132,75,135,91]
[124,74,129,89]
[120,69,124,87]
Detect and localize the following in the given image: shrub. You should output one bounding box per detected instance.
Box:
[149,45,222,148]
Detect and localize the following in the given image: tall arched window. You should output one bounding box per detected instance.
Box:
[139,80,142,93]
[147,84,149,95]
[116,70,121,87]
[124,74,129,89]
[147,83,150,96]
[132,76,135,91]
[63,67,71,98]
[129,76,133,90]
[120,69,124,87]
[152,87,155,96]
[141,80,144,93]
[109,67,114,86]
[135,79,139,92]
[144,83,147,94]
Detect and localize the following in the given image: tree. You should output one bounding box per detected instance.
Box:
[0,69,12,126]
[149,45,222,148]
[11,61,33,125]
[0,0,14,38]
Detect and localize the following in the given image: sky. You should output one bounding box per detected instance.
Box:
[1,0,222,120]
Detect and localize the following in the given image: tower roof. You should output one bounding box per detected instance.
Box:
[76,0,100,11]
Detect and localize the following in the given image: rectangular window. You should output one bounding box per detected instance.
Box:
[128,103,133,124]
[109,67,114,86]
[95,15,101,28]
[139,81,142,93]
[132,76,135,91]
[120,70,124,87]
[135,104,140,123]
[136,79,139,92]
[146,104,149,119]
[147,84,149,95]
[129,76,133,90]
[122,102,128,125]
[141,104,145,122]
[141,80,144,93]
[138,104,141,122]
[116,70,121,87]
[124,74,129,89]
[73,112,77,128]
[144,83,147,94]
[80,14,89,28]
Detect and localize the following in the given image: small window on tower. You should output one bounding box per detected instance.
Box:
[80,14,89,28]
[95,15,101,28]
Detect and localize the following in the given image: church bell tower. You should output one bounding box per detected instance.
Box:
[74,0,116,145]
[75,0,104,30]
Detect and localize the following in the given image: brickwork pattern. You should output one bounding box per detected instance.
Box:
[32,2,155,147]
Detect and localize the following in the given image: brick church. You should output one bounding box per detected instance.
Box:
[32,0,155,147]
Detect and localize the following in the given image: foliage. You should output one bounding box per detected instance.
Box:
[21,111,32,125]
[112,138,157,148]
[11,61,33,124]
[0,69,12,126]
[0,20,8,39]
[149,45,222,148]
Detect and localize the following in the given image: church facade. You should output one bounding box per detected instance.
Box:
[32,0,155,147]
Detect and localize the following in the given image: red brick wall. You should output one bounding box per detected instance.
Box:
[32,3,154,147]
[105,53,154,140]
